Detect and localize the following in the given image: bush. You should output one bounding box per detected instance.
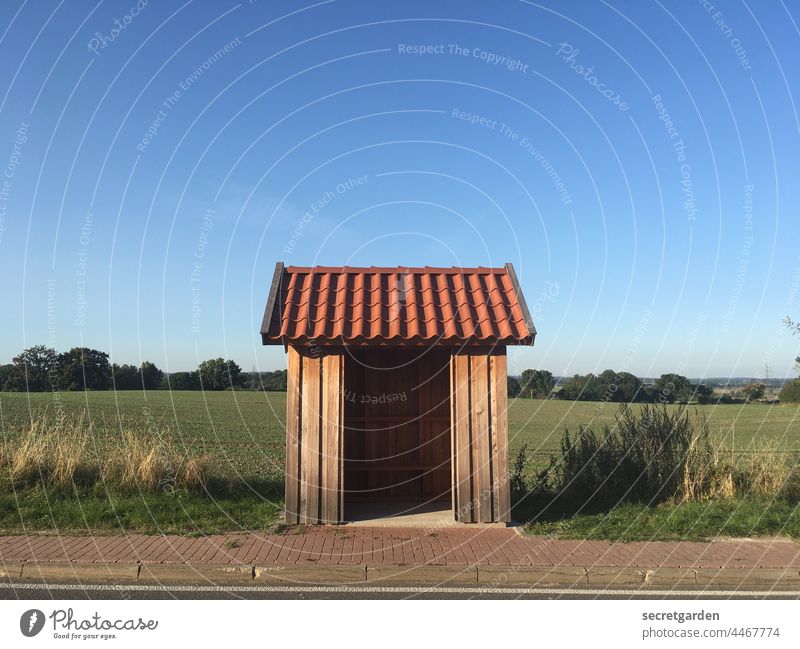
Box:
[556,404,710,507]
[779,379,800,403]
[509,404,800,518]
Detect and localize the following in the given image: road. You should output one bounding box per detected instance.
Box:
[1,581,797,600]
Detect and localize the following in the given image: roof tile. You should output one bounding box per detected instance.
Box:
[261,265,535,346]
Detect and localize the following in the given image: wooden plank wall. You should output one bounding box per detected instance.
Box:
[450,348,510,523]
[284,346,344,524]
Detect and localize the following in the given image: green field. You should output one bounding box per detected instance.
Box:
[2,390,800,536]
[2,390,800,478]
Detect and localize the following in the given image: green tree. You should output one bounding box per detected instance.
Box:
[778,380,800,403]
[198,358,242,390]
[263,369,288,391]
[594,370,643,403]
[58,347,111,391]
[615,371,643,403]
[245,369,288,391]
[692,383,714,404]
[0,363,14,390]
[507,376,521,398]
[139,361,163,390]
[558,373,602,401]
[742,382,766,402]
[520,369,555,398]
[6,345,59,391]
[167,371,200,390]
[112,363,139,390]
[653,373,692,404]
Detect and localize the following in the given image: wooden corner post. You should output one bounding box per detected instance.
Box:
[284,346,344,524]
[450,347,510,523]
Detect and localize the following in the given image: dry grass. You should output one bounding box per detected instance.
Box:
[682,415,800,503]
[0,413,210,493]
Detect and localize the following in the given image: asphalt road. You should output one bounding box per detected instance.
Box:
[1,581,798,600]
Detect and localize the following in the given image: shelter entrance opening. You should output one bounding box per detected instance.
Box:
[343,349,451,518]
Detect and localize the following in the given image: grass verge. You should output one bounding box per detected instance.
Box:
[0,414,283,534]
[524,498,800,542]
[0,483,282,535]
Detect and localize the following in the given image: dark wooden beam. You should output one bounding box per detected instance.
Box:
[504,262,536,344]
[260,261,285,345]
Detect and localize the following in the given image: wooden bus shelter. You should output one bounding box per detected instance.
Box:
[260,264,535,524]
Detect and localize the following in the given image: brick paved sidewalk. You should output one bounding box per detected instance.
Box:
[2,527,799,570]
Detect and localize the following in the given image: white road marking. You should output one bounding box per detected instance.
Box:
[2,582,797,597]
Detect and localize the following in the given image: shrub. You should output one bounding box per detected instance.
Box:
[779,379,800,403]
[556,404,710,507]
[510,444,529,502]
[538,404,800,513]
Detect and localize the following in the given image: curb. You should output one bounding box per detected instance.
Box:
[255,565,365,583]
[5,561,800,589]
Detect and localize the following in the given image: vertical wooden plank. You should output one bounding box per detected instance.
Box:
[418,351,429,500]
[285,346,301,524]
[449,354,457,516]
[321,353,343,523]
[471,353,493,522]
[338,353,345,520]
[300,353,321,524]
[452,353,474,522]
[491,351,511,522]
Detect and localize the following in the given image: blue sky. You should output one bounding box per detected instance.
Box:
[0,0,798,378]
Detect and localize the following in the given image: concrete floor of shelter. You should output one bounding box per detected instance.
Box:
[342,501,507,528]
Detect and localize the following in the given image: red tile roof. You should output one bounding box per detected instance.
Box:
[260,264,535,347]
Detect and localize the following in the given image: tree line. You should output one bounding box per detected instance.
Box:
[507,369,769,404]
[0,345,287,392]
